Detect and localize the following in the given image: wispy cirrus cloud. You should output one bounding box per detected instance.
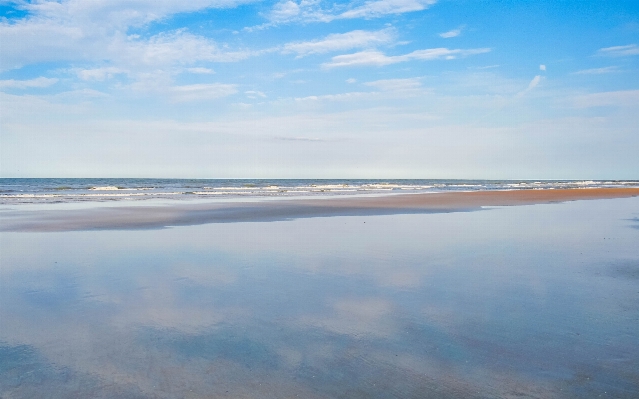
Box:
[170,83,238,102]
[596,44,639,57]
[77,67,127,81]
[338,0,437,19]
[245,90,266,99]
[281,28,395,57]
[252,0,436,30]
[573,66,619,75]
[273,136,327,142]
[515,75,542,98]
[186,67,216,74]
[0,77,58,89]
[15,0,258,29]
[291,78,425,102]
[111,31,252,68]
[294,91,371,102]
[439,25,464,38]
[364,78,424,95]
[322,47,490,68]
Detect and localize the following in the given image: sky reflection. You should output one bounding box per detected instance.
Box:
[1,198,639,398]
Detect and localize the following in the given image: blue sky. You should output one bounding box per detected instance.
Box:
[1,0,638,178]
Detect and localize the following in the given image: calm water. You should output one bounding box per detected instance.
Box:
[1,198,638,398]
[2,178,638,204]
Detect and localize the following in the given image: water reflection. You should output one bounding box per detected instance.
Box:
[1,198,638,398]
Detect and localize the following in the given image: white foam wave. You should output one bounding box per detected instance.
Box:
[89,186,121,191]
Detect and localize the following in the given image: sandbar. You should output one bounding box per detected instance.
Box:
[2,188,638,232]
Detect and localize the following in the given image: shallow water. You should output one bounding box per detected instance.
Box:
[1,198,638,398]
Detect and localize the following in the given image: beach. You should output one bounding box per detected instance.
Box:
[2,187,639,232]
[1,188,639,398]
[4,0,638,397]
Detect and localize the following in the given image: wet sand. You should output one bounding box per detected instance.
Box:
[2,188,639,232]
[2,196,639,398]
[1,195,639,398]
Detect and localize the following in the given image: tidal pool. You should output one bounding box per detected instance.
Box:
[1,198,638,398]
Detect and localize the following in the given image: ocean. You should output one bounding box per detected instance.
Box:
[1,178,638,204]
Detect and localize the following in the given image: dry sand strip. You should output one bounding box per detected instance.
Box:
[2,188,639,232]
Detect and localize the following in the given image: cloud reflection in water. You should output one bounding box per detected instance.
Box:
[1,198,639,397]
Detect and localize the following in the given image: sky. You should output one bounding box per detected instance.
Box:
[1,0,638,179]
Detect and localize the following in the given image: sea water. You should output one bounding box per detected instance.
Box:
[1,178,638,204]
[1,197,638,397]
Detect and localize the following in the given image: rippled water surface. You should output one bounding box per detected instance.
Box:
[1,198,638,398]
[2,178,638,204]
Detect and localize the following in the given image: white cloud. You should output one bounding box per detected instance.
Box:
[364,78,422,93]
[0,19,89,70]
[0,77,58,89]
[292,78,424,102]
[20,0,257,29]
[186,67,216,74]
[539,64,546,71]
[346,78,357,83]
[515,75,541,98]
[282,28,395,57]
[573,66,619,75]
[170,83,238,102]
[77,67,127,81]
[322,47,490,68]
[273,136,326,141]
[596,44,639,57]
[281,79,429,105]
[299,298,395,338]
[256,0,437,28]
[527,75,541,90]
[409,47,490,60]
[439,26,463,38]
[338,0,437,19]
[111,31,251,68]
[294,91,371,101]
[473,65,500,69]
[256,0,322,29]
[245,90,267,99]
[323,50,393,67]
[269,0,301,22]
[4,89,638,178]
[0,1,255,71]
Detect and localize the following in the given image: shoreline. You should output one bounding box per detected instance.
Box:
[2,188,639,232]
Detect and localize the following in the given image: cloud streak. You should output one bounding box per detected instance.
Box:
[170,83,238,102]
[573,66,619,75]
[364,78,424,95]
[596,44,639,57]
[322,47,490,68]
[514,75,541,98]
[186,67,216,74]
[256,0,437,29]
[338,0,437,19]
[282,29,395,57]
[16,0,258,29]
[77,67,127,81]
[439,26,464,38]
[0,77,59,89]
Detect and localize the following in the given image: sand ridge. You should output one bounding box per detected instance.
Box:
[2,188,639,232]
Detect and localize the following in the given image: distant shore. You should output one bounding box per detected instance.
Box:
[2,188,639,232]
